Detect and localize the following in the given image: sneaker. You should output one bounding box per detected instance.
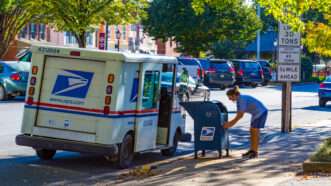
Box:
[242,150,258,159]
[241,150,254,157]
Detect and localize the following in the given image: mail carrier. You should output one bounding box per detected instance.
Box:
[16,45,186,168]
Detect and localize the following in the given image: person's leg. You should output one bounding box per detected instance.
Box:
[250,128,260,153]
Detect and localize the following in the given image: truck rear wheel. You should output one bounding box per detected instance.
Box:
[118,133,134,169]
[36,149,56,160]
[161,132,180,156]
[319,99,327,107]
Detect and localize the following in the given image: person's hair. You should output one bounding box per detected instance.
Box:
[226,86,240,96]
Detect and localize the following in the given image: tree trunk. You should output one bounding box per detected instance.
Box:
[75,32,87,48]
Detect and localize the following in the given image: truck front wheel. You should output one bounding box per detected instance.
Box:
[118,133,134,169]
[36,149,56,160]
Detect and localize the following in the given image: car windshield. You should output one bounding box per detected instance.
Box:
[178,58,199,66]
[243,62,259,70]
[258,61,270,68]
[6,62,30,72]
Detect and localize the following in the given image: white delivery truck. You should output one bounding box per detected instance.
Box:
[16,45,187,168]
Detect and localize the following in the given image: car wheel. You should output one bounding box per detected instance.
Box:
[219,85,226,90]
[261,81,268,86]
[161,131,180,156]
[251,83,258,88]
[319,99,327,107]
[118,133,134,169]
[36,149,56,160]
[0,85,8,101]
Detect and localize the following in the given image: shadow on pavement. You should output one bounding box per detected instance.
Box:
[0,97,25,104]
[110,126,331,186]
[267,84,319,93]
[1,126,330,185]
[302,105,331,112]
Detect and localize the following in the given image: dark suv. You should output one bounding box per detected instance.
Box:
[204,59,235,89]
[231,59,264,87]
[257,60,272,86]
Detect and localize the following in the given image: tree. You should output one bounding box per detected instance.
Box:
[255,0,331,57]
[39,0,148,48]
[142,0,261,57]
[0,0,40,59]
[192,0,331,57]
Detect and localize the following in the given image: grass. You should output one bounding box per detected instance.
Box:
[310,138,331,162]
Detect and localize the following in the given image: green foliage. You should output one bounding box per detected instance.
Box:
[310,138,331,162]
[142,0,261,57]
[38,0,148,47]
[256,0,331,57]
[0,0,41,59]
[301,55,313,81]
[211,40,247,59]
[193,0,331,57]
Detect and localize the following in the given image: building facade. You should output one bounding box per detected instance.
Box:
[3,23,179,60]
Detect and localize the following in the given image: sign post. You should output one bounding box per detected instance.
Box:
[277,22,301,133]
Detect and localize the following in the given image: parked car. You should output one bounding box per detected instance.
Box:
[257,60,272,86]
[177,57,204,86]
[203,59,235,89]
[161,72,197,95]
[231,59,264,87]
[0,61,30,100]
[318,76,331,107]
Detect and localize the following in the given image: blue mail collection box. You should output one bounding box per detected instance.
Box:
[181,100,230,159]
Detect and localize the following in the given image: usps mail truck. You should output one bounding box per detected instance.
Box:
[16,45,186,168]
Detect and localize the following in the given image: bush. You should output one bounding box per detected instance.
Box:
[310,138,331,162]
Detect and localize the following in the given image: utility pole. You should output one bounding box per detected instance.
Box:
[105,22,109,50]
[256,4,261,60]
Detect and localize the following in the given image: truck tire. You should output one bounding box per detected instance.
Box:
[161,132,180,156]
[319,99,327,107]
[0,85,8,101]
[118,133,134,169]
[251,83,258,88]
[36,149,56,160]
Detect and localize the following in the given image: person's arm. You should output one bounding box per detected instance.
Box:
[223,112,244,128]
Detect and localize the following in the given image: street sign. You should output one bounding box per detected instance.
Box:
[277,22,301,82]
[277,64,300,81]
[278,23,301,46]
[278,46,301,64]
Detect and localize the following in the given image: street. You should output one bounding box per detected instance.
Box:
[1,84,331,185]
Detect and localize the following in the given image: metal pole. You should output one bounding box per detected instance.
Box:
[256,4,261,60]
[281,82,292,133]
[105,22,108,50]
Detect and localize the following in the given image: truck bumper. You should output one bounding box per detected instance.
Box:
[16,134,118,155]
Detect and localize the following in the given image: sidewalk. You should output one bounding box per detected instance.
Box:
[106,120,331,186]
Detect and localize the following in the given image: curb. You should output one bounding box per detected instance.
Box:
[303,160,331,173]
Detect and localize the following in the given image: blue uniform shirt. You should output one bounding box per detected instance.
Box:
[237,95,267,121]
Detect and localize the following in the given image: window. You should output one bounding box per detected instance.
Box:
[65,32,77,45]
[39,24,46,40]
[142,71,160,109]
[30,23,36,39]
[131,24,137,31]
[122,25,126,40]
[86,32,94,46]
[19,26,28,39]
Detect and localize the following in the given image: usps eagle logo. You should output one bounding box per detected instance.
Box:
[51,70,94,99]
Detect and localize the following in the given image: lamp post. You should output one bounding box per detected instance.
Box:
[116,30,121,52]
